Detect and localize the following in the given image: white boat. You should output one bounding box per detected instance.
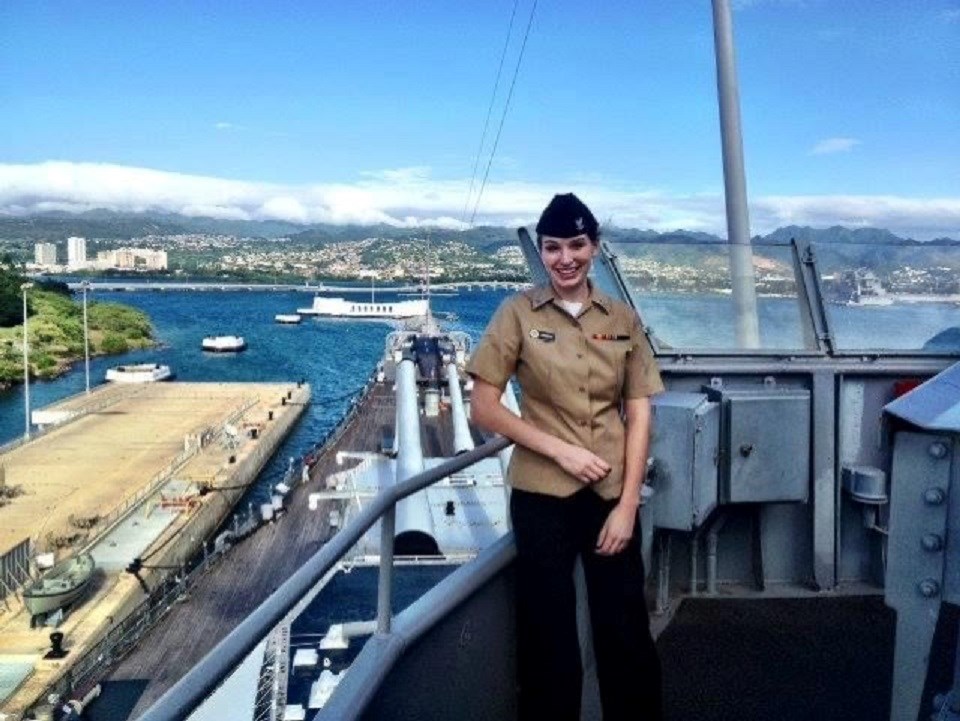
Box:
[105,363,173,383]
[275,314,302,324]
[296,296,428,319]
[201,335,247,353]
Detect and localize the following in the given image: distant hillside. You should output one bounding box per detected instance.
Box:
[1,210,957,246]
[759,225,909,246]
[1,211,957,277]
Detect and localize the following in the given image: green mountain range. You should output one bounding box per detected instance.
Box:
[0,211,956,248]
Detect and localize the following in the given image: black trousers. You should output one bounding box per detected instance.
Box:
[511,487,663,721]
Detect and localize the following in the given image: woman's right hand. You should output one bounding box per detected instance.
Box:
[554,442,611,485]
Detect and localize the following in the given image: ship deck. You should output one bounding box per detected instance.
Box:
[0,381,307,717]
[88,377,466,719]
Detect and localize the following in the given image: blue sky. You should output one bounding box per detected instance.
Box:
[1,0,958,238]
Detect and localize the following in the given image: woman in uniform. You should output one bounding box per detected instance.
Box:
[468,193,664,721]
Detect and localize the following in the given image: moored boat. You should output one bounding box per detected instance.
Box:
[105,363,173,383]
[275,314,302,324]
[23,552,96,619]
[201,335,247,352]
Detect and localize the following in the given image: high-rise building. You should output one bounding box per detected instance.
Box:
[34,242,57,266]
[67,237,87,269]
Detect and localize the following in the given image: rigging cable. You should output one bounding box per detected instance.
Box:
[460,0,522,225]
[469,0,539,227]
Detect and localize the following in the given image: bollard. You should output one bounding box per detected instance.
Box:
[268,410,274,421]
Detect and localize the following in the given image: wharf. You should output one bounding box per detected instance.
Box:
[0,381,309,718]
[89,377,464,719]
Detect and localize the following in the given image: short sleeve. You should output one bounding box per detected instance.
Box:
[623,314,664,399]
[467,297,522,390]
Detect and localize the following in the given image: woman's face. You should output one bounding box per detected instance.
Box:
[540,233,598,297]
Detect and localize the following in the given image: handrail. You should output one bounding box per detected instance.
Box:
[136,434,512,721]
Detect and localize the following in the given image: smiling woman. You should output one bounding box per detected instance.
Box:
[468,193,666,721]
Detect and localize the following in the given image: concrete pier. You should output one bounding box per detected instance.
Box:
[0,381,309,717]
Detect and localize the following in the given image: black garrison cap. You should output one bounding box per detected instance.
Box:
[535,193,599,239]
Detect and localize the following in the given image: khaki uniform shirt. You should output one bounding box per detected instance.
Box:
[468,284,664,499]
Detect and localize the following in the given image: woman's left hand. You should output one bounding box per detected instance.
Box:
[595,501,637,556]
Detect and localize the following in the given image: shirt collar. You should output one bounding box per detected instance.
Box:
[529,281,612,314]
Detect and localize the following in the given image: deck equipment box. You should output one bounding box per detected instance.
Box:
[649,392,720,531]
[705,386,811,504]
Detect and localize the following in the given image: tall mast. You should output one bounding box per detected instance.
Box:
[712,0,761,348]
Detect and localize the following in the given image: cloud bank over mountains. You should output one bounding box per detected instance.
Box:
[1,161,958,240]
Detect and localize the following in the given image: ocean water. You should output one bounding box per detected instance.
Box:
[2,287,956,459]
[0,288,512,504]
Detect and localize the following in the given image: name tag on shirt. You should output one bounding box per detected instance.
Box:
[592,333,631,341]
[529,329,556,342]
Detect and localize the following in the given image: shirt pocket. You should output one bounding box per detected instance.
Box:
[517,330,555,400]
[593,341,630,399]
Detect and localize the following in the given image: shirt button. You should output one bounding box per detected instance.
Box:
[576,353,583,359]
[578,386,586,392]
[578,420,587,427]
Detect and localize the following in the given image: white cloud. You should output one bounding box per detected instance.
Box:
[0,161,957,240]
[214,122,239,131]
[942,9,960,22]
[810,137,861,155]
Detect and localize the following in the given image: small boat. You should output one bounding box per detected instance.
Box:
[296,296,428,319]
[202,335,247,353]
[105,363,173,383]
[274,314,302,324]
[23,552,96,618]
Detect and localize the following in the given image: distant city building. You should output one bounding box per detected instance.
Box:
[116,249,137,269]
[67,237,87,269]
[94,247,168,271]
[34,242,57,266]
[143,249,168,270]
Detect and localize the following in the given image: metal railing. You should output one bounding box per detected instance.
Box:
[40,423,310,707]
[136,435,511,721]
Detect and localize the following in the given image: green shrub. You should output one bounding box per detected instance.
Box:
[34,353,57,371]
[101,332,128,354]
[89,302,152,339]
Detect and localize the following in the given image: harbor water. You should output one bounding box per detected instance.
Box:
[1,286,956,496]
[0,288,511,505]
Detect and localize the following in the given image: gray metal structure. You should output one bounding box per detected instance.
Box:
[392,355,434,555]
[884,367,960,720]
[446,362,475,454]
[711,0,760,348]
